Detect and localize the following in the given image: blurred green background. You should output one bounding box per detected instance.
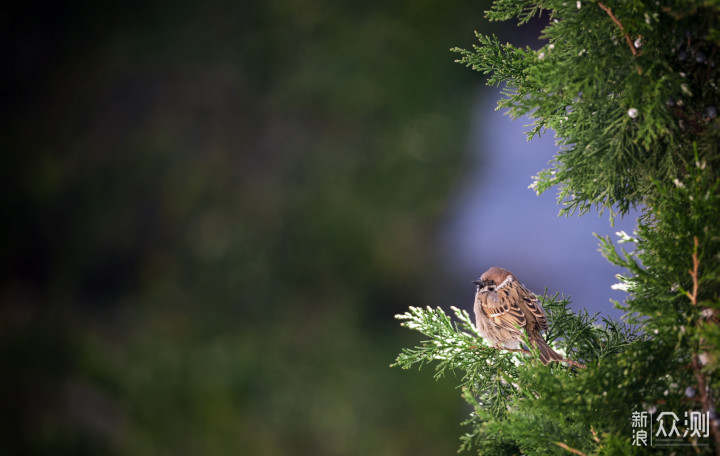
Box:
[2,0,500,454]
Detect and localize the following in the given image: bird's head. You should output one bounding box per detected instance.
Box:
[472,267,513,293]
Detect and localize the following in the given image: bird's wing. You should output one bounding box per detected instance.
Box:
[505,283,548,331]
[480,293,527,330]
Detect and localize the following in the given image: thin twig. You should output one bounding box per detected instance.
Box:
[692,357,720,455]
[468,345,531,355]
[560,358,587,369]
[686,236,720,453]
[686,236,700,305]
[555,441,587,456]
[472,345,586,368]
[500,346,532,355]
[597,2,638,56]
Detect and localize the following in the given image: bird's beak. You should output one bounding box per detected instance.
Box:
[472,279,485,286]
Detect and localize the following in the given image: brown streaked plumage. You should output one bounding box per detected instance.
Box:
[473,267,563,364]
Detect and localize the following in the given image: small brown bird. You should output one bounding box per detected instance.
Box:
[473,267,563,364]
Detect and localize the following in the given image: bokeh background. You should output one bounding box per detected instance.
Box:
[3,1,634,455]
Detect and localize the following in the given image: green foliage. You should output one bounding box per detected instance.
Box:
[600,155,720,403]
[453,0,720,217]
[395,298,649,454]
[395,0,720,454]
[600,156,720,332]
[394,306,520,418]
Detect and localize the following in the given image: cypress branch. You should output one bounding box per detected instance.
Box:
[395,1,720,453]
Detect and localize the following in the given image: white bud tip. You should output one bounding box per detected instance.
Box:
[627,108,639,118]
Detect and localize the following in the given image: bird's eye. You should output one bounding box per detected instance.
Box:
[487,286,495,291]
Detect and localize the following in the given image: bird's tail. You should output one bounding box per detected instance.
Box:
[531,336,564,364]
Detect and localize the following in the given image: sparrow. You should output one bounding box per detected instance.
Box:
[473,267,563,364]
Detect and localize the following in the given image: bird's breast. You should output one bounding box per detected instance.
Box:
[477,291,499,303]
